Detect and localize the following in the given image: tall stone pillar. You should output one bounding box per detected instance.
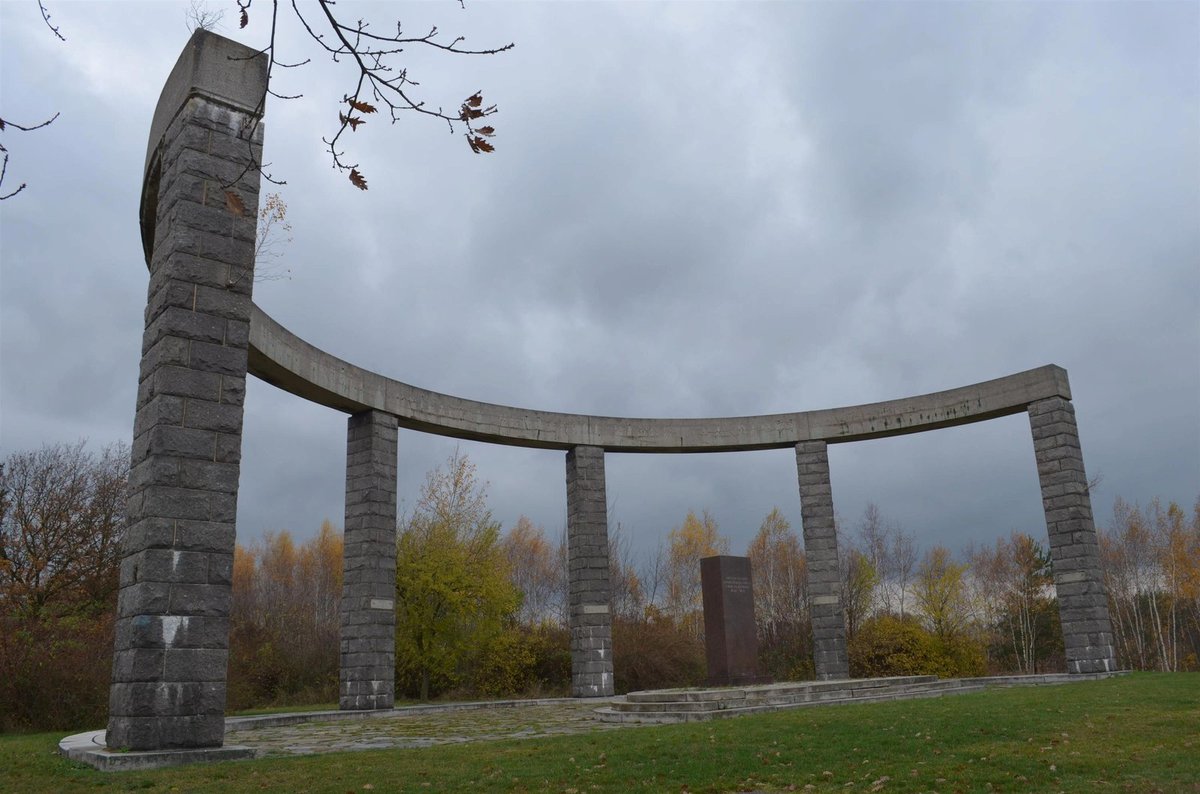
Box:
[1029,397,1117,673]
[566,446,614,697]
[340,411,399,709]
[108,31,267,750]
[795,441,849,680]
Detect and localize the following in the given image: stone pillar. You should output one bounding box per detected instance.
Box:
[566,445,614,697]
[795,441,849,680]
[1029,397,1117,673]
[108,31,267,750]
[340,411,399,709]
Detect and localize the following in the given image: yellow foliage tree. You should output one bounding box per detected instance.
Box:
[747,507,811,679]
[228,522,344,708]
[395,453,520,699]
[665,509,728,635]
[501,515,565,627]
[914,545,972,640]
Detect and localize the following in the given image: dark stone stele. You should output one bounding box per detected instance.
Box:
[701,555,770,687]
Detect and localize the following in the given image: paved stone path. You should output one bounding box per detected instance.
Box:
[229,701,635,757]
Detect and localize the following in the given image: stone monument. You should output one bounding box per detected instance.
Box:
[96,26,1117,762]
[701,555,769,686]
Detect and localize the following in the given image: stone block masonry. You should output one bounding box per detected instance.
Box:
[566,446,614,697]
[1029,397,1117,674]
[340,410,399,710]
[108,30,267,751]
[795,441,849,680]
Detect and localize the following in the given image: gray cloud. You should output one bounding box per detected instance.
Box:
[1,1,1196,564]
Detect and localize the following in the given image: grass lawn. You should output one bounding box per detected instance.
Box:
[2,673,1196,793]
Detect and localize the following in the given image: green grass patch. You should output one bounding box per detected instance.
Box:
[4,673,1196,793]
[229,702,338,717]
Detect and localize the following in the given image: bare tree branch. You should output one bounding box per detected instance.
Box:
[7,0,511,201]
[0,2,66,199]
[235,0,512,191]
[0,113,61,200]
[38,0,66,42]
[187,0,226,33]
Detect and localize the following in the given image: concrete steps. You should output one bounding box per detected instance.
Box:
[593,672,1122,724]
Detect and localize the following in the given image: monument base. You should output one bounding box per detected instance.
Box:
[59,730,258,772]
[706,673,773,687]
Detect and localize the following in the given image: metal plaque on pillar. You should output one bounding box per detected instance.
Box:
[701,555,770,686]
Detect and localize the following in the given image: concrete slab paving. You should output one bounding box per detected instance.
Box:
[61,698,631,770]
[232,701,630,757]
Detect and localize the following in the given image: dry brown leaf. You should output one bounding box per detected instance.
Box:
[349,169,368,190]
[465,92,483,107]
[477,126,495,136]
[347,99,377,114]
[239,8,248,28]
[224,189,245,216]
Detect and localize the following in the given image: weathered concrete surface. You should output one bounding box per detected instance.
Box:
[60,730,257,772]
[795,441,849,681]
[141,30,268,263]
[63,698,623,770]
[248,306,1071,452]
[1029,397,1117,673]
[340,411,398,710]
[566,446,614,697]
[109,29,266,752]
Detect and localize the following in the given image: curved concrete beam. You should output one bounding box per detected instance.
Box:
[137,36,1072,456]
[247,305,1072,452]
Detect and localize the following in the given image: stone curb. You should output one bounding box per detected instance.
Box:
[60,697,616,771]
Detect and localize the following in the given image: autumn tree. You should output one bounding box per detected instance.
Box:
[0,440,127,618]
[856,503,916,618]
[501,515,565,627]
[838,524,879,643]
[608,522,646,622]
[610,525,707,693]
[1103,497,1152,669]
[1101,496,1200,671]
[253,191,293,281]
[664,509,728,635]
[394,452,520,699]
[747,508,812,679]
[228,521,344,708]
[913,545,974,641]
[0,440,128,731]
[849,545,985,679]
[970,532,1060,673]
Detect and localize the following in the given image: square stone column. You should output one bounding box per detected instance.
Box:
[108,31,267,751]
[1029,397,1117,673]
[566,445,614,697]
[795,441,849,680]
[340,411,399,709]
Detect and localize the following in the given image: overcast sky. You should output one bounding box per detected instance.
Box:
[1,1,1197,564]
